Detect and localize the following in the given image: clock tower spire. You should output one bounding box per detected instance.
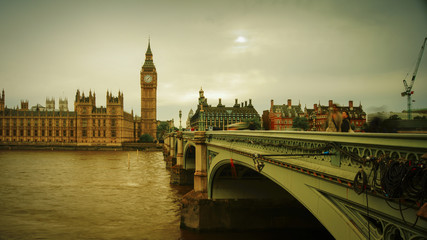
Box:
[140,38,157,140]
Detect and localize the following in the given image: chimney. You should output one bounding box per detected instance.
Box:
[271,99,274,107]
[241,102,243,107]
[249,99,253,107]
[328,100,333,107]
[287,99,292,107]
[349,100,353,110]
[245,101,247,107]
[234,98,239,107]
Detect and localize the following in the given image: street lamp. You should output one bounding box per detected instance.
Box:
[179,110,182,131]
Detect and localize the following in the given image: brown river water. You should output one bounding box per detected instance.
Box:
[0,150,331,240]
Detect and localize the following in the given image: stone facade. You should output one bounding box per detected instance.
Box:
[189,88,260,130]
[266,99,366,131]
[268,99,304,130]
[139,40,158,140]
[0,90,135,146]
[304,100,366,131]
[0,41,159,145]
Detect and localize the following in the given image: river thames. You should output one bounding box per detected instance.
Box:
[0,150,331,239]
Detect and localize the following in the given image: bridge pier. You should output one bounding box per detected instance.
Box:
[181,190,328,232]
[193,131,207,192]
[165,134,176,169]
[170,131,194,185]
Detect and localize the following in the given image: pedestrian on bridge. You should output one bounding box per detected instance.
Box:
[341,111,354,133]
[325,105,342,132]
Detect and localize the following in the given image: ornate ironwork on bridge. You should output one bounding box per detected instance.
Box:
[165,131,427,239]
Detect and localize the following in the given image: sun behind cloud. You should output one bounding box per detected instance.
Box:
[235,36,247,43]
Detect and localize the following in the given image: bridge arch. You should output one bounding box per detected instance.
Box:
[208,157,330,234]
[209,158,290,199]
[183,142,196,170]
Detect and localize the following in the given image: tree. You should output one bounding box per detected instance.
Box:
[292,117,309,131]
[156,121,170,140]
[244,117,261,130]
[389,115,401,120]
[139,133,154,143]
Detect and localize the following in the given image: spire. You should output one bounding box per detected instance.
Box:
[142,37,155,69]
[146,37,152,55]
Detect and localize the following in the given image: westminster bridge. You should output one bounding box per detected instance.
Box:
[163,131,427,240]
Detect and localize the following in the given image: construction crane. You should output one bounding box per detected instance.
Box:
[401,37,427,120]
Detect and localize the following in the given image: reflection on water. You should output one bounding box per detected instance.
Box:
[0,150,332,240]
[0,150,188,240]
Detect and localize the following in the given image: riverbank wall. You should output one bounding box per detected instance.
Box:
[0,142,162,151]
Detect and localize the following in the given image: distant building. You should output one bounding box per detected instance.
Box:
[46,98,55,111]
[30,104,46,111]
[304,100,366,131]
[189,88,260,130]
[268,99,304,131]
[0,40,161,146]
[59,98,68,112]
[265,99,366,131]
[0,89,134,145]
[186,109,194,129]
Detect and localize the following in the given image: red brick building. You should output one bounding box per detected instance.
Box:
[264,99,366,131]
[267,99,304,130]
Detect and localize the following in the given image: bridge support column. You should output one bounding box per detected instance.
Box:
[193,131,207,193]
[165,133,176,169]
[171,131,193,185]
[162,136,169,158]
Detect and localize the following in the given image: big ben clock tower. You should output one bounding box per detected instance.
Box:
[140,39,157,139]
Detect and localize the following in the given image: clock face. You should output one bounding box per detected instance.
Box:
[144,75,152,83]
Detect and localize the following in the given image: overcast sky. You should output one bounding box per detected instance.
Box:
[1,0,426,124]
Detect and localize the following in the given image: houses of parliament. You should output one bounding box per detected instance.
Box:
[0,42,158,146]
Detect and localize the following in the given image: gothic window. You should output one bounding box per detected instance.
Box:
[42,130,45,136]
[56,130,59,136]
[27,119,31,126]
[49,119,52,127]
[49,130,52,136]
[0,130,2,136]
[111,130,116,137]
[13,130,16,136]
[82,119,87,127]
[103,119,106,126]
[63,130,66,137]
[56,120,59,127]
[82,129,87,137]
[70,130,74,137]
[111,119,115,127]
[20,130,23,136]
[34,130,37,136]
[63,120,66,127]
[13,119,16,127]
[70,120,74,126]
[42,120,45,127]
[93,119,96,126]
[20,119,23,126]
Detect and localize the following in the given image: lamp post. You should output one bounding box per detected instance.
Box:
[179,110,182,131]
